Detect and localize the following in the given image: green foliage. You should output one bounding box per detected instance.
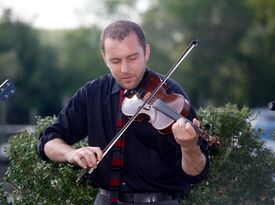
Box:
[5,116,97,205]
[141,0,275,107]
[3,104,274,204]
[182,104,275,205]
[0,182,10,205]
[59,27,107,96]
[0,11,107,123]
[0,10,63,123]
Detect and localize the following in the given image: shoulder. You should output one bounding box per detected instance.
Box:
[76,73,114,95]
[84,73,113,89]
[66,73,114,105]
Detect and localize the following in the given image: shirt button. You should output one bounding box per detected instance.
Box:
[122,182,126,186]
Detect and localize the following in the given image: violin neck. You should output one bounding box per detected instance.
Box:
[153,99,210,141]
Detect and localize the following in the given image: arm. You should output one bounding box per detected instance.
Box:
[44,138,103,169]
[172,118,206,176]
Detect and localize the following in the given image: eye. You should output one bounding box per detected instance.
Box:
[128,55,138,61]
[110,59,120,64]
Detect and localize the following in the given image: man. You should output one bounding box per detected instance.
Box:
[39,20,209,205]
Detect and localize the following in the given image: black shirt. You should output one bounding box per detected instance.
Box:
[38,69,209,195]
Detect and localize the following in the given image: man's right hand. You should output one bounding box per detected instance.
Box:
[44,138,103,169]
[66,146,103,169]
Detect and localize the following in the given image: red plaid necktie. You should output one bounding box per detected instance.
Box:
[109,88,125,204]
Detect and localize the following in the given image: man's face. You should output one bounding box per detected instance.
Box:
[102,33,150,90]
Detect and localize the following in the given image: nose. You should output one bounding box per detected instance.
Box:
[121,60,129,73]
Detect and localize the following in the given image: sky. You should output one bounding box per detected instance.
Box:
[0,0,89,29]
[0,0,149,30]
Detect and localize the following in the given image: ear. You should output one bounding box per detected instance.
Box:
[145,44,150,62]
[101,52,107,64]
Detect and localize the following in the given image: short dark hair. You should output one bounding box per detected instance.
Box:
[100,20,146,53]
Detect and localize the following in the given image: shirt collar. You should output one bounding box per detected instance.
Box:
[111,80,121,95]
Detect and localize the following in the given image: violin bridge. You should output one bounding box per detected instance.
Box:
[143,92,152,102]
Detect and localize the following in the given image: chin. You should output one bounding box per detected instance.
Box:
[121,81,137,90]
[123,85,134,90]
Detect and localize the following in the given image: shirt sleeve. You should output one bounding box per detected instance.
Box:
[38,84,88,160]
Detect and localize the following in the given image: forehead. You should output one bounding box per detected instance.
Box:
[103,33,143,57]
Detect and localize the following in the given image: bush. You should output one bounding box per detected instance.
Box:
[0,182,10,205]
[4,116,96,205]
[183,104,275,205]
[2,104,275,204]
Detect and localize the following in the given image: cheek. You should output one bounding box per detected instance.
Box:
[107,64,119,75]
[131,59,146,70]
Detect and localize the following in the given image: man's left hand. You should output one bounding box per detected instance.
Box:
[172,118,200,148]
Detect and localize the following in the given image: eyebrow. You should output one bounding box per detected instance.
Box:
[127,53,139,58]
[109,52,139,61]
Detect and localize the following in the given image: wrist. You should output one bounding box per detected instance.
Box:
[64,148,76,163]
[181,144,201,156]
[181,144,206,176]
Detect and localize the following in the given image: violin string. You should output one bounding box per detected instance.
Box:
[154,99,182,120]
[154,99,210,141]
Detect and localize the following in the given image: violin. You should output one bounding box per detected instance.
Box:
[122,73,220,146]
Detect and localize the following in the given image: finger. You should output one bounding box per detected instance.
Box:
[71,147,97,168]
[173,118,186,129]
[80,149,99,168]
[74,155,89,169]
[90,147,103,161]
[192,118,200,127]
[185,122,195,134]
[185,121,198,138]
[82,147,103,167]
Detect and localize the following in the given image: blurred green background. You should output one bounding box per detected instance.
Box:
[0,0,275,124]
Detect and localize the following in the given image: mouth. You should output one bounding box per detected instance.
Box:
[121,76,134,80]
[120,76,136,89]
